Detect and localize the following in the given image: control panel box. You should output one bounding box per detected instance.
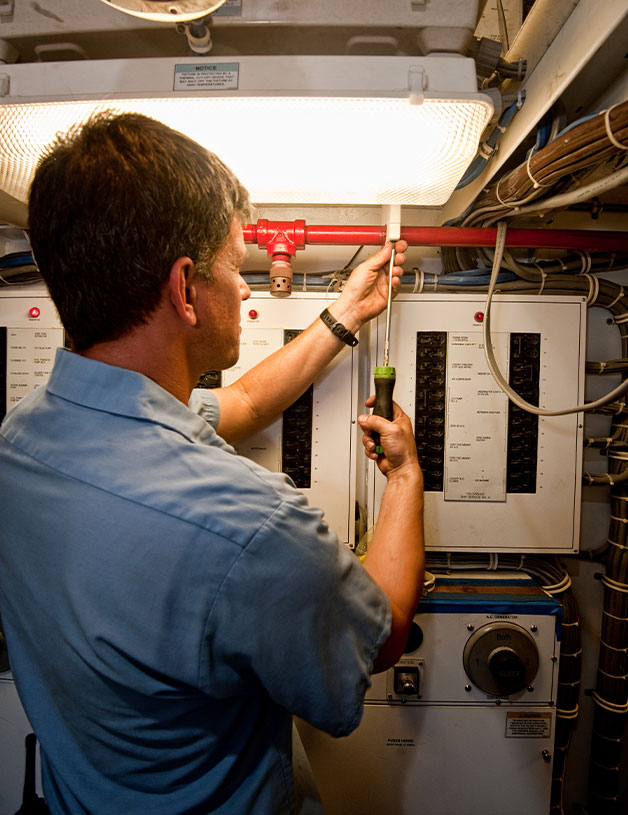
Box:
[298,573,561,815]
[369,294,586,553]
[202,292,359,547]
[0,286,63,422]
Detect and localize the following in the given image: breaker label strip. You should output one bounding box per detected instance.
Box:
[444,331,509,502]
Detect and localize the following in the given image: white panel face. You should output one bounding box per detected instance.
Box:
[369,294,586,553]
[0,678,41,815]
[0,288,63,419]
[298,704,556,815]
[219,293,358,547]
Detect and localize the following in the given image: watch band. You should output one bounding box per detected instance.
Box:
[319,308,359,347]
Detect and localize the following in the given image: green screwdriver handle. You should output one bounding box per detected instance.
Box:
[372,365,396,455]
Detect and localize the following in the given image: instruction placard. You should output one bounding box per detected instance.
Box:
[505,712,552,738]
[174,63,239,91]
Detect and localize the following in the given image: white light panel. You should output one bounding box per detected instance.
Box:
[0,95,491,206]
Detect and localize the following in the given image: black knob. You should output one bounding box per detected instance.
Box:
[488,647,526,694]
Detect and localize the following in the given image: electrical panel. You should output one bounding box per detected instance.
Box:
[0,286,63,422]
[297,572,561,815]
[369,294,586,553]
[200,292,359,547]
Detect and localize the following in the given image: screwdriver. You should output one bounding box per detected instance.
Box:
[372,243,397,455]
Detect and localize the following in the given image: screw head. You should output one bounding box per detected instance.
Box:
[464,684,472,692]
[530,624,538,632]
[467,624,474,631]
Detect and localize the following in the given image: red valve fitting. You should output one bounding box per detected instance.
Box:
[250,219,306,297]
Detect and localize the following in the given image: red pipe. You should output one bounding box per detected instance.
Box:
[243,221,628,252]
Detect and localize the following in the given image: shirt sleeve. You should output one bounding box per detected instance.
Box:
[188,389,221,430]
[202,487,392,738]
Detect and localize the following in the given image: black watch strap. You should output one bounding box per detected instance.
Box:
[319,308,359,347]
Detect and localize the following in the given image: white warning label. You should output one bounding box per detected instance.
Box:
[174,63,239,90]
[505,712,552,738]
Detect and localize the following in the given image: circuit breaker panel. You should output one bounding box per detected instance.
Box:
[369,294,586,553]
[0,286,63,421]
[200,292,359,547]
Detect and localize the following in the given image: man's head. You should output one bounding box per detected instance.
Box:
[28,111,251,351]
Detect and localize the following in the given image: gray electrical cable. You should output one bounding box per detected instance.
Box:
[483,222,628,416]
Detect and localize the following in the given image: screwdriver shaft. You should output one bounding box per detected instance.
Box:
[383,246,395,367]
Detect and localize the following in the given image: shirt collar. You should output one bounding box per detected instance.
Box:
[46,348,215,445]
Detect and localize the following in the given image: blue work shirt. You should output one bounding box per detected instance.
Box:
[0,349,390,815]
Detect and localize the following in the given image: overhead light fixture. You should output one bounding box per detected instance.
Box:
[96,0,227,23]
[0,56,493,225]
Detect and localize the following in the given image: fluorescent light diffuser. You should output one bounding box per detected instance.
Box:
[0,57,493,210]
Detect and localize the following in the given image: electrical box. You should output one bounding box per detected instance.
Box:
[369,294,586,553]
[201,292,359,547]
[0,286,63,422]
[297,572,561,815]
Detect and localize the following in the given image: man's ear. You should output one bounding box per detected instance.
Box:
[168,257,198,326]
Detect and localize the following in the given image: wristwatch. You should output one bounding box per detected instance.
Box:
[319,308,359,347]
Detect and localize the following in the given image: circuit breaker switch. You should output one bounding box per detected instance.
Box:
[394,666,420,696]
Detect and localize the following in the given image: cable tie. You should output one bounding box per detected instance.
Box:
[610,515,628,524]
[592,691,628,713]
[446,552,452,573]
[601,641,628,653]
[495,123,507,134]
[516,89,524,109]
[606,286,625,310]
[560,649,583,658]
[611,312,628,324]
[516,554,525,571]
[556,707,579,719]
[584,274,600,305]
[592,729,622,743]
[525,151,552,190]
[301,270,307,291]
[575,250,592,275]
[590,757,622,772]
[602,609,628,622]
[561,619,580,627]
[608,540,628,552]
[517,59,525,81]
[600,574,628,593]
[494,177,518,208]
[537,270,547,295]
[598,667,628,680]
[604,105,628,151]
[479,141,495,160]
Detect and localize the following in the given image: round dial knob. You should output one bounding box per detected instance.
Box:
[463,621,539,696]
[488,646,527,694]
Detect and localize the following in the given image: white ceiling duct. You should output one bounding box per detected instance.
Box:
[0,55,493,226]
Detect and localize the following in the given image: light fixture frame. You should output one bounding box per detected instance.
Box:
[0,55,493,217]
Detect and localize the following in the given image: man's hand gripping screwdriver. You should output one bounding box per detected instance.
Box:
[372,216,399,455]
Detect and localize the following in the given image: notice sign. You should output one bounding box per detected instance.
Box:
[506,712,552,738]
[174,63,239,90]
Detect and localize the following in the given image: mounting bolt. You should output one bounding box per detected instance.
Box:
[530,624,538,633]
[464,684,472,692]
[467,624,474,631]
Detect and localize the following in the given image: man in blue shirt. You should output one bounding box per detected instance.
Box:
[0,112,424,814]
